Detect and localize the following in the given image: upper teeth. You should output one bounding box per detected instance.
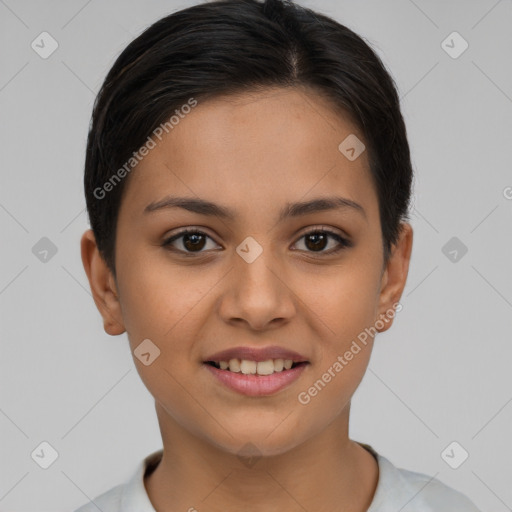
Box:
[216,358,294,375]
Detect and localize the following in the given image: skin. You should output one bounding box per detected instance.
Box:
[81,86,413,512]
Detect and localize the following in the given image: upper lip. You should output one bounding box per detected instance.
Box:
[204,346,308,363]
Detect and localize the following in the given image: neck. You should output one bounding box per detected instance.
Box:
[144,404,379,512]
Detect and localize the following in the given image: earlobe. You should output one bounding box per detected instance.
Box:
[376,222,413,333]
[80,229,126,336]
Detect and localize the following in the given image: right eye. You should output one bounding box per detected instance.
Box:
[162,229,222,255]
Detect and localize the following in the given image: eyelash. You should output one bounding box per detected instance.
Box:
[161,227,352,256]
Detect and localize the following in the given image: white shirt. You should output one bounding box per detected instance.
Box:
[74,444,481,511]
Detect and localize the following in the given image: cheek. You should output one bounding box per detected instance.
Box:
[116,255,216,342]
[295,256,379,408]
[115,262,211,420]
[300,259,381,345]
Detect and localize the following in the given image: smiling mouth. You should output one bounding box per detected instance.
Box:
[204,358,308,376]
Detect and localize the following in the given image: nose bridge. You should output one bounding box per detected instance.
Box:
[221,235,295,329]
[235,237,282,299]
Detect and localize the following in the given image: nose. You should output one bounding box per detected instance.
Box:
[218,247,297,331]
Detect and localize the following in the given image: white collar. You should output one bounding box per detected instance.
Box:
[118,444,392,511]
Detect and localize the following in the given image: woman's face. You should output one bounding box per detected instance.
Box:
[90,86,411,457]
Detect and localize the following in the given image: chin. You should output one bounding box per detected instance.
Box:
[205,421,309,460]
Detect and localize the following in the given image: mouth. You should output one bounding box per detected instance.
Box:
[203,346,310,396]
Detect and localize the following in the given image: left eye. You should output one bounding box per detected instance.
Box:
[293,229,351,254]
[162,228,351,255]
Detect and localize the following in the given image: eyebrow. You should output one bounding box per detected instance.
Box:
[144,195,367,222]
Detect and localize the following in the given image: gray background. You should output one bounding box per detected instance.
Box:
[1,0,511,510]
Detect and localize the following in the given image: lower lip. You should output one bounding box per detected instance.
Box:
[204,363,308,397]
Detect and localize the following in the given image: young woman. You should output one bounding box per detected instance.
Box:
[77,1,481,510]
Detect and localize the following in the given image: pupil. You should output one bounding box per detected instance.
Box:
[306,233,327,251]
[184,234,205,251]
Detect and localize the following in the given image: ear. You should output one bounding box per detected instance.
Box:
[80,229,126,336]
[375,222,413,333]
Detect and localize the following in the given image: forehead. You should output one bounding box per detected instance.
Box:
[120,86,378,223]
